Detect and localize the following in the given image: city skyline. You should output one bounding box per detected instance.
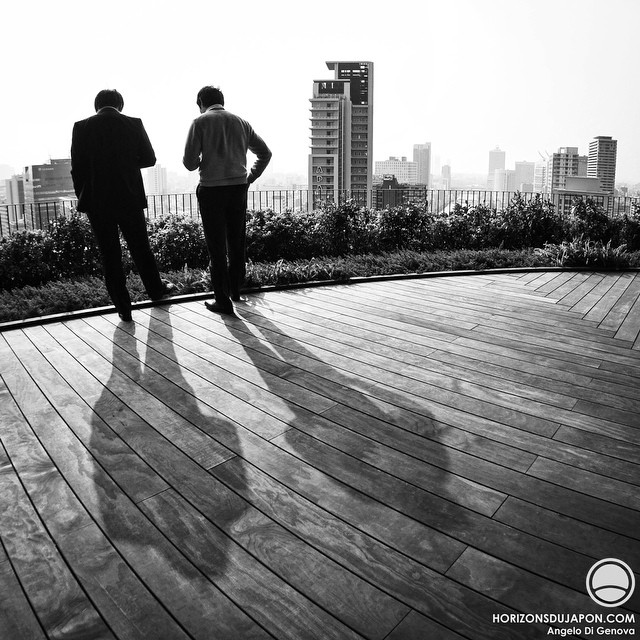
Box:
[2,0,640,185]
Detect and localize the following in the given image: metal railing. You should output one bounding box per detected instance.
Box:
[1,189,638,237]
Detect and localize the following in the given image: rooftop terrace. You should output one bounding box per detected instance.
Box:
[1,270,639,639]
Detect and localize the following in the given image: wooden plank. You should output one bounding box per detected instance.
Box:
[446,548,603,616]
[385,610,467,640]
[615,288,640,343]
[599,274,640,332]
[494,497,640,566]
[584,272,636,323]
[527,458,640,509]
[0,542,48,640]
[553,425,640,465]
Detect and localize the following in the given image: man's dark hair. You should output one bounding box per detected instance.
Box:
[94,89,124,112]
[197,86,225,109]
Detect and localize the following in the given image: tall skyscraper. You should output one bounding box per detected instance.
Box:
[145,164,168,195]
[487,147,505,190]
[514,161,535,192]
[308,61,374,204]
[545,147,588,194]
[493,169,515,192]
[413,142,431,187]
[588,136,617,194]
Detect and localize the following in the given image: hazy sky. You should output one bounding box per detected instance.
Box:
[2,0,639,183]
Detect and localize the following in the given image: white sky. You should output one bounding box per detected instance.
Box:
[2,0,639,183]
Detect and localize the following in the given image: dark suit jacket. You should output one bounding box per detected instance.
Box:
[71,107,156,213]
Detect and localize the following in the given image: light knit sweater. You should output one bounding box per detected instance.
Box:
[183,105,272,187]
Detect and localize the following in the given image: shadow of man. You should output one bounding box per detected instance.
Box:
[89,312,268,639]
[213,295,525,639]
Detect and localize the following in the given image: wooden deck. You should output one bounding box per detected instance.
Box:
[1,270,639,640]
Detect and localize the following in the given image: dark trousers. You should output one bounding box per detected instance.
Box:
[87,209,164,315]
[197,184,248,306]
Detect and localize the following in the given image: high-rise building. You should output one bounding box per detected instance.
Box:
[588,136,617,194]
[374,157,418,184]
[441,164,452,189]
[493,169,516,192]
[514,161,535,192]
[487,147,505,190]
[308,60,374,204]
[413,142,431,188]
[145,164,168,195]
[545,147,588,194]
[4,175,25,204]
[23,158,75,202]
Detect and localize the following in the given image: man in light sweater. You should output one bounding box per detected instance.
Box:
[183,85,272,314]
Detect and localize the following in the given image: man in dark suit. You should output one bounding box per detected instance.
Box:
[71,89,173,321]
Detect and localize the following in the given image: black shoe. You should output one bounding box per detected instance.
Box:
[118,311,133,322]
[204,300,234,314]
[231,293,241,302]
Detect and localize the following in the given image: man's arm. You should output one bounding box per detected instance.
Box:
[137,119,156,169]
[247,132,272,183]
[182,121,201,171]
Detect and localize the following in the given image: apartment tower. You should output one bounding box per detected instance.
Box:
[545,147,588,194]
[487,147,505,190]
[588,136,617,194]
[413,142,431,187]
[308,61,374,205]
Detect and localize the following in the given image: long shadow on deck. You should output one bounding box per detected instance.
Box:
[89,314,269,639]
[214,299,538,640]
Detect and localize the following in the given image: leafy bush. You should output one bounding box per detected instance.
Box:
[0,229,55,288]
[246,208,319,261]
[377,204,432,252]
[47,213,102,279]
[498,193,565,249]
[148,215,209,270]
[567,197,613,242]
[535,236,630,269]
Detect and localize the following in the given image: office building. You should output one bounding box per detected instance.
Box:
[487,147,505,190]
[413,143,431,188]
[514,161,535,192]
[145,164,168,195]
[23,158,75,202]
[588,136,617,194]
[308,60,374,204]
[545,147,588,194]
[4,175,25,204]
[493,169,516,192]
[374,157,417,184]
[441,164,452,189]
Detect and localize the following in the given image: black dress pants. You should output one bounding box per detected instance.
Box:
[197,184,248,307]
[88,208,164,316]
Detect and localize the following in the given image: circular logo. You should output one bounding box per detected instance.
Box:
[586,559,635,607]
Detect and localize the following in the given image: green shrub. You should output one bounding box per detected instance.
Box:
[147,215,208,270]
[48,212,102,279]
[377,204,432,251]
[498,193,564,249]
[536,236,630,269]
[246,208,319,261]
[567,197,612,242]
[0,229,55,289]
